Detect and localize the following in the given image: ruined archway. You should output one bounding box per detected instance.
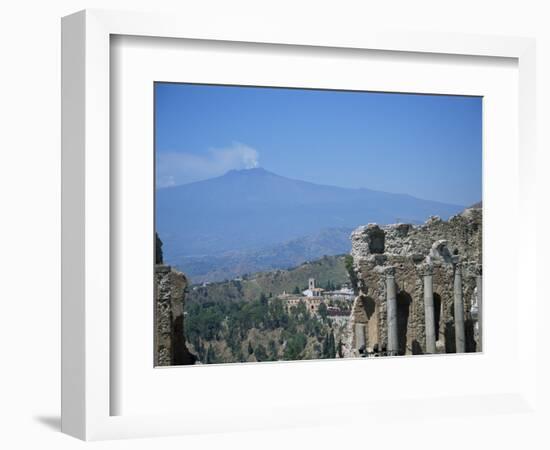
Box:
[396,291,412,355]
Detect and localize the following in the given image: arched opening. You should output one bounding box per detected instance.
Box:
[396,291,412,355]
[433,293,442,340]
[360,296,378,350]
[363,296,375,320]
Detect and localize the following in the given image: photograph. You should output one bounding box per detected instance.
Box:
[154,83,483,366]
[1,0,541,445]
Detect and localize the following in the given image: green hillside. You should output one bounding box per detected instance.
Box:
[184,254,353,364]
[187,254,350,304]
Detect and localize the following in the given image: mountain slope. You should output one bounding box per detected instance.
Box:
[176,227,353,283]
[187,254,350,303]
[156,168,464,266]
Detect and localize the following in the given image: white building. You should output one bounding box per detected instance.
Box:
[324,286,355,301]
[302,278,325,297]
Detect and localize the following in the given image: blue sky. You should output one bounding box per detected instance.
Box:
[155,83,482,206]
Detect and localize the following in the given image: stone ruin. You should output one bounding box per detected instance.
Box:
[345,207,482,357]
[155,234,197,366]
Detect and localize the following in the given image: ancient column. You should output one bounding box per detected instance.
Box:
[453,264,466,353]
[423,267,436,354]
[386,272,398,355]
[355,323,366,352]
[476,273,483,352]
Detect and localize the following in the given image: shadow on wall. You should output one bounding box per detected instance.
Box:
[444,321,456,353]
[434,293,442,339]
[465,319,477,352]
[396,291,412,356]
[364,296,376,319]
[412,339,422,355]
[444,311,477,353]
[172,315,198,365]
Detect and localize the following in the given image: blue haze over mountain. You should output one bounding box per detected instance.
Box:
[156,168,464,281]
[155,84,481,282]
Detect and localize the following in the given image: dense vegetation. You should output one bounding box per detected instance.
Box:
[182,254,352,364]
[185,295,342,364]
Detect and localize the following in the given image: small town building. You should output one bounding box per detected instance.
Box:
[302,278,325,297]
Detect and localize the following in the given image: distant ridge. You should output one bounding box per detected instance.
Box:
[175,227,353,283]
[157,168,465,280]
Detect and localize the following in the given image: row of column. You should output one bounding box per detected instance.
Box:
[385,266,482,355]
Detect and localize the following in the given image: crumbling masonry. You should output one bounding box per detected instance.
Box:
[155,234,197,366]
[345,208,482,356]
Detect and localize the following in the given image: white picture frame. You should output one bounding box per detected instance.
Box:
[61,9,537,441]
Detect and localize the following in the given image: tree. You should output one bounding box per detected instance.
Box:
[321,331,336,358]
[259,293,268,306]
[247,340,254,355]
[337,339,344,358]
[268,298,288,329]
[284,333,307,360]
[205,346,217,364]
[318,302,328,321]
[328,331,336,358]
[293,286,300,294]
[237,351,245,362]
[255,344,268,362]
[322,333,329,358]
[268,339,278,361]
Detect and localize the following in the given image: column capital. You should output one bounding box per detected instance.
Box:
[421,263,433,276]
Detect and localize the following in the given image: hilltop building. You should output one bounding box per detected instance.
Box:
[302,278,325,297]
[279,277,352,315]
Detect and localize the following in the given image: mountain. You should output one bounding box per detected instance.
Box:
[156,168,464,277]
[175,227,353,283]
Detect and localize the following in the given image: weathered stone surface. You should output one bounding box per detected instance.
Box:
[155,264,197,366]
[350,224,385,258]
[345,207,482,357]
[156,232,164,265]
[352,208,482,263]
